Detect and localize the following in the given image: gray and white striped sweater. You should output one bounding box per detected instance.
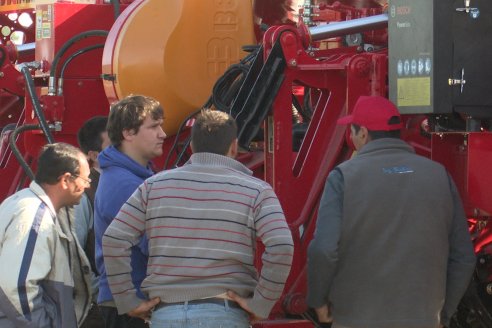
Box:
[103,152,294,318]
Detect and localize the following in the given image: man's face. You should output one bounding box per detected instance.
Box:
[129,115,166,162]
[65,154,91,206]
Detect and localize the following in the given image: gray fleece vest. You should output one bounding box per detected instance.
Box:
[331,138,454,328]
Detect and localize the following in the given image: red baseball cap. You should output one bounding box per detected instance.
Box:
[337,96,403,131]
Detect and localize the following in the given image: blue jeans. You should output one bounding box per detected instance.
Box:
[150,300,250,328]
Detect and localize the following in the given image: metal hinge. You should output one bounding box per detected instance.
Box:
[101,73,116,82]
[456,0,480,18]
[448,68,466,93]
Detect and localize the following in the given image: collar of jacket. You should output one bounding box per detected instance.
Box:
[186,152,253,175]
[29,181,58,221]
[98,145,155,179]
[358,138,415,156]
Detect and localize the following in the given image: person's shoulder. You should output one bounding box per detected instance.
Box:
[145,168,174,183]
[0,187,32,204]
[239,174,275,193]
[1,195,56,234]
[411,152,446,169]
[1,188,46,213]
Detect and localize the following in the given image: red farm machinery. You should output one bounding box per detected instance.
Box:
[0,1,491,327]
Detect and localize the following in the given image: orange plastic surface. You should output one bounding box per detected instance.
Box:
[102,0,255,136]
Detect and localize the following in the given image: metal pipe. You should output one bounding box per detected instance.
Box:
[309,13,388,41]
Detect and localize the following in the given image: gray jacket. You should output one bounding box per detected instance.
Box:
[0,182,92,327]
[307,138,475,328]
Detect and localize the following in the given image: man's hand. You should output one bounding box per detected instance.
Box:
[315,304,332,323]
[127,297,161,322]
[227,290,264,323]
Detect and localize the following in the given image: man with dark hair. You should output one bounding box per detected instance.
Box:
[78,116,110,156]
[76,115,110,253]
[190,109,238,154]
[103,109,294,327]
[75,116,110,328]
[307,96,476,328]
[0,143,92,327]
[94,95,166,328]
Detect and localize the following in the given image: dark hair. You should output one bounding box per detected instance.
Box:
[35,143,82,185]
[352,116,402,140]
[77,116,108,154]
[107,95,164,147]
[191,110,237,155]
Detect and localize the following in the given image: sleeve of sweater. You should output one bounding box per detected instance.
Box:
[440,174,476,326]
[246,186,294,318]
[102,181,149,314]
[306,168,344,308]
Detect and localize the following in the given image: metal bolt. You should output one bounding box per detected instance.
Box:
[487,284,492,295]
[289,59,297,67]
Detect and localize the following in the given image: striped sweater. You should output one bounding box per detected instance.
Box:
[103,152,294,318]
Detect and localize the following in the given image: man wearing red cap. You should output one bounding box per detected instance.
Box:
[306,96,475,328]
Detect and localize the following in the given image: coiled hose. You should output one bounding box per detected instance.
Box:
[49,30,108,94]
[9,124,40,181]
[164,46,260,168]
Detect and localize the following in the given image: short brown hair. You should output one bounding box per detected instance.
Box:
[191,110,237,155]
[107,95,164,147]
[35,143,83,185]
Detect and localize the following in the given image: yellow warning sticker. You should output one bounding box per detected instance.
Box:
[397,77,431,107]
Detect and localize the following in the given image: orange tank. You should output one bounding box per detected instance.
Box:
[102,0,256,136]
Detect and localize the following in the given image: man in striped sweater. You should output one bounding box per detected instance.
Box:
[103,110,294,327]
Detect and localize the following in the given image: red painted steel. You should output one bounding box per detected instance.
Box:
[0,1,490,327]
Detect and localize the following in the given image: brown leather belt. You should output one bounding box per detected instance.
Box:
[154,298,242,311]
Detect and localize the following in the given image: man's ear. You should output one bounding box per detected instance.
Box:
[87,150,99,163]
[122,129,135,141]
[59,172,72,190]
[190,141,196,154]
[360,126,371,144]
[227,139,238,158]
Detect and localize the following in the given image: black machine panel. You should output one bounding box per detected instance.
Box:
[452,0,492,118]
[388,0,492,117]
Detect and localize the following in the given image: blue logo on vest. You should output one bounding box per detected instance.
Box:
[382,166,414,174]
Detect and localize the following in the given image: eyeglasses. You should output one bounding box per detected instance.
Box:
[70,174,92,187]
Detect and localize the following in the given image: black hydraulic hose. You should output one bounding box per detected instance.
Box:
[111,0,121,20]
[211,47,259,112]
[164,107,204,170]
[49,30,108,85]
[60,43,105,79]
[20,66,54,144]
[172,136,192,168]
[9,124,40,181]
[57,43,105,95]
[212,63,249,112]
